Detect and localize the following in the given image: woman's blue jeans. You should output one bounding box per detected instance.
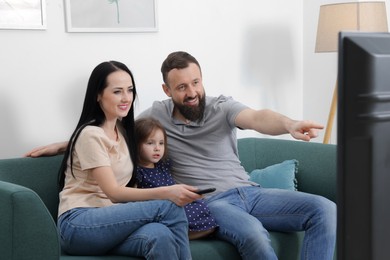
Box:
[58,200,191,260]
[206,186,336,260]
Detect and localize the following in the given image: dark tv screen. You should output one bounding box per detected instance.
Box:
[337,32,390,260]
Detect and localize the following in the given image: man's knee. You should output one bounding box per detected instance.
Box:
[310,195,337,231]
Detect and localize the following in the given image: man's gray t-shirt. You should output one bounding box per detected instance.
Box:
[138,95,255,196]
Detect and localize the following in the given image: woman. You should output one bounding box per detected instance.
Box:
[57,61,199,259]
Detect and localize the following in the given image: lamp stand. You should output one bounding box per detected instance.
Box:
[323,80,337,144]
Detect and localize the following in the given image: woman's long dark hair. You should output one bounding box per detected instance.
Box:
[58,61,138,190]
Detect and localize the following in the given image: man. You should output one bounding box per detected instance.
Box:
[26,51,336,259]
[138,51,336,259]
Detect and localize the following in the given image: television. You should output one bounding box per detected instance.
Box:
[337,32,390,260]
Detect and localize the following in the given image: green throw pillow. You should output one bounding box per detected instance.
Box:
[249,159,298,191]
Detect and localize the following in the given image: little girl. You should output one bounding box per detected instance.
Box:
[135,117,218,239]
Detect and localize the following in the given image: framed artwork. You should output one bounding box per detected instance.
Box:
[64,0,158,33]
[0,0,47,30]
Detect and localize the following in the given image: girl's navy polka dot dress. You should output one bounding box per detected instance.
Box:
[136,160,218,232]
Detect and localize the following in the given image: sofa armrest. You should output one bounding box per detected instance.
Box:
[0,181,60,260]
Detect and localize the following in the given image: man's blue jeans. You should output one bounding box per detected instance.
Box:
[58,200,191,260]
[206,186,336,260]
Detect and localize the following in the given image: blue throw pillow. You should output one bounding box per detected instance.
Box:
[248,159,298,191]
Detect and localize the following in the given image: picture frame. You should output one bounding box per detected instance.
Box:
[0,0,47,30]
[64,0,158,33]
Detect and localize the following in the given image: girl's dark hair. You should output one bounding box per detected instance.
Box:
[134,117,168,164]
[160,51,201,86]
[59,61,138,190]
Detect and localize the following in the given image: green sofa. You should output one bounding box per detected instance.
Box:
[0,137,336,260]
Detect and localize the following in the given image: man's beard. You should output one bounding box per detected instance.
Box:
[174,94,206,123]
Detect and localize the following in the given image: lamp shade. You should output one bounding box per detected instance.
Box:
[315,2,388,52]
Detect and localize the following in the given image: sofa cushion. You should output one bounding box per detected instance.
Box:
[248,159,298,190]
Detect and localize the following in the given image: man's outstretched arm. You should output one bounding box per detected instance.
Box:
[235,108,324,141]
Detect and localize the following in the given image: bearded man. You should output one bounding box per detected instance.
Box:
[138,51,336,260]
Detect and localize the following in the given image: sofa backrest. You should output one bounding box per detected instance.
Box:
[237,138,337,202]
[0,138,337,223]
[0,155,63,220]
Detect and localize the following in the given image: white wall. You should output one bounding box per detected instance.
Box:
[0,0,304,159]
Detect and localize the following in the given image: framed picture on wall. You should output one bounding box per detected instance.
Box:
[0,0,47,30]
[64,0,158,33]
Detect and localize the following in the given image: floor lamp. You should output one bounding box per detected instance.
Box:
[315,2,388,144]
